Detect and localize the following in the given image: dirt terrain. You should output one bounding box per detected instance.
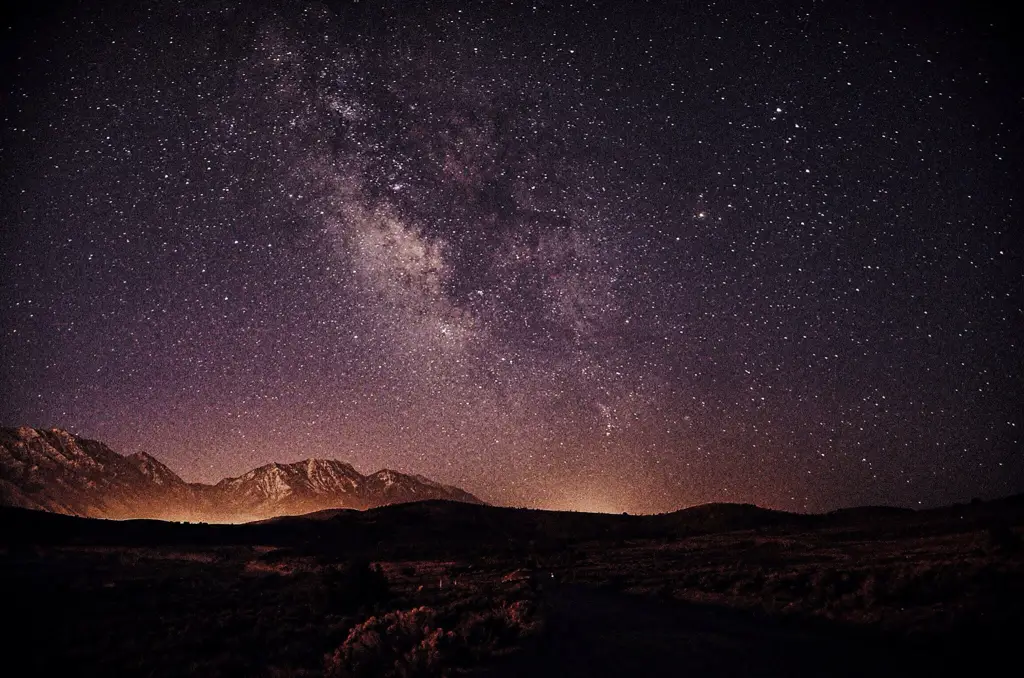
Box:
[484,584,941,678]
[2,497,1021,676]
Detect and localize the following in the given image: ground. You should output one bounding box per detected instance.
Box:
[1,499,1021,676]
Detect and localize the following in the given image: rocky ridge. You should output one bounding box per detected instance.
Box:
[0,426,482,522]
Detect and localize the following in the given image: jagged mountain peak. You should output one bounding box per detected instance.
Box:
[1,427,481,521]
[219,458,361,486]
[0,426,184,519]
[127,451,185,486]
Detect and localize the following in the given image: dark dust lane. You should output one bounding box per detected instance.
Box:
[481,585,945,678]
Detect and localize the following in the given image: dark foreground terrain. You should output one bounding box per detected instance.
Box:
[2,496,1022,676]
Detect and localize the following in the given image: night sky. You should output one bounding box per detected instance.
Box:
[2,1,1020,513]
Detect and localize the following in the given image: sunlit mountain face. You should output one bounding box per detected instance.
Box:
[0,427,481,522]
[1,1,1020,514]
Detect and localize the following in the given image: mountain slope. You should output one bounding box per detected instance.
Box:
[362,469,481,506]
[0,426,183,519]
[213,459,367,521]
[127,451,187,487]
[0,427,483,521]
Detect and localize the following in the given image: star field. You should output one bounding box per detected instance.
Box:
[1,0,1020,513]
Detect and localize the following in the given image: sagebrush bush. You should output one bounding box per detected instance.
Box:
[987,524,1021,555]
[324,599,538,678]
[321,560,391,611]
[324,606,452,678]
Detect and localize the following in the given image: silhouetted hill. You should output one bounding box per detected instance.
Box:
[653,502,804,534]
[5,493,1023,562]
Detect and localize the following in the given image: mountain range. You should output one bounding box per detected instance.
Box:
[0,426,482,522]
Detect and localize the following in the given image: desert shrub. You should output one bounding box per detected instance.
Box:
[986,524,1022,555]
[761,572,810,600]
[457,600,536,650]
[879,565,967,606]
[324,607,453,678]
[857,571,887,608]
[601,573,629,592]
[446,563,477,580]
[324,599,538,678]
[321,560,391,611]
[701,572,738,594]
[810,568,861,604]
[259,548,297,564]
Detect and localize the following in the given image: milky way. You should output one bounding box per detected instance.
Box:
[2,1,1020,512]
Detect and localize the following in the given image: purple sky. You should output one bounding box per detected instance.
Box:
[2,0,1020,513]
